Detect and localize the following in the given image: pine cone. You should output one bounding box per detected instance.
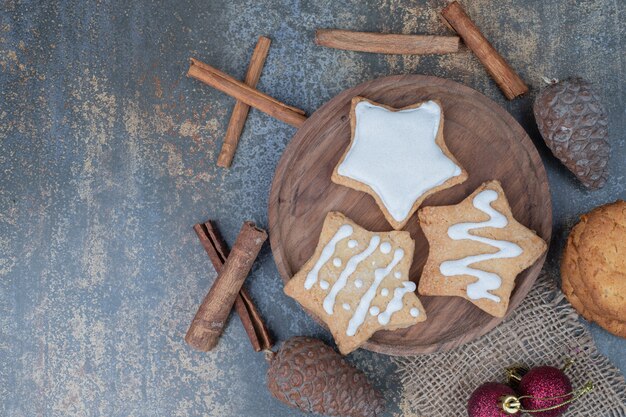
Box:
[266,337,385,417]
[533,78,610,189]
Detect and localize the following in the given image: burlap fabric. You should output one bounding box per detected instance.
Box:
[394,272,626,417]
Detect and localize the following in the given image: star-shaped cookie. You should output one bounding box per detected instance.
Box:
[332,97,468,230]
[284,211,426,354]
[418,181,547,317]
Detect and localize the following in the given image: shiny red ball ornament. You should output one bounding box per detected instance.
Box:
[468,382,517,417]
[518,366,573,417]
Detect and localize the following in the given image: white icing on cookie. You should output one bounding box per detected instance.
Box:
[333,258,342,267]
[369,306,380,316]
[380,242,392,254]
[378,281,416,325]
[323,236,381,314]
[354,279,363,288]
[394,271,401,279]
[380,288,389,297]
[337,100,462,223]
[347,248,404,336]
[410,308,419,317]
[319,280,329,290]
[305,225,353,290]
[342,303,351,311]
[439,189,523,302]
[348,240,358,248]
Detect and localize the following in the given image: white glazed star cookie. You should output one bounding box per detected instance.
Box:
[418,181,547,317]
[284,212,426,354]
[332,96,468,230]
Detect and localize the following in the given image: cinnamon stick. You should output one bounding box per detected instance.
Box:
[316,29,459,55]
[192,221,273,351]
[186,221,268,351]
[187,58,307,128]
[217,36,272,168]
[441,1,528,100]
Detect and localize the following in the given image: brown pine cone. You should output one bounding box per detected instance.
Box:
[266,337,385,417]
[533,78,610,189]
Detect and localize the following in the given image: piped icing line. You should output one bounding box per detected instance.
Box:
[304,224,353,290]
[377,281,417,325]
[323,235,381,315]
[346,248,404,336]
[439,189,523,302]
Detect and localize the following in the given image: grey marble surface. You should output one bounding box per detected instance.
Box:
[1,0,624,416]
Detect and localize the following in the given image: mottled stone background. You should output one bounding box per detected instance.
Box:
[0,0,624,416]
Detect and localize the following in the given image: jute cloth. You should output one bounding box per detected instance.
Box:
[394,272,626,417]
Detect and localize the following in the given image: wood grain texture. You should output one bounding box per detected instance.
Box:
[217,36,272,168]
[187,58,307,128]
[315,29,459,55]
[441,1,528,100]
[268,75,552,355]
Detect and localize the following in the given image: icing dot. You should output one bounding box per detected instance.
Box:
[320,280,329,290]
[369,306,380,316]
[371,260,376,266]
[332,258,342,267]
[342,303,351,311]
[354,279,363,288]
[381,288,389,297]
[394,271,401,279]
[380,242,392,254]
[348,240,358,248]
[410,308,419,317]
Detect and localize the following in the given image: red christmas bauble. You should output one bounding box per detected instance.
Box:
[468,382,517,417]
[518,366,573,417]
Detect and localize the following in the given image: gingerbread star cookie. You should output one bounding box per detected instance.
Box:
[332,97,468,230]
[418,181,547,317]
[284,211,426,354]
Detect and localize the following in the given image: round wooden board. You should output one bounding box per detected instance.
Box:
[269,75,552,355]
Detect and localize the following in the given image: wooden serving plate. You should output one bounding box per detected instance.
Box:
[268,75,552,355]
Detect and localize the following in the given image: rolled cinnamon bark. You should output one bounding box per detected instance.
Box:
[441,1,528,100]
[185,221,268,351]
[217,36,272,168]
[316,29,459,55]
[192,220,273,352]
[187,58,307,128]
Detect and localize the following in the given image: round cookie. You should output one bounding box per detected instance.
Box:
[574,202,626,320]
[562,261,626,338]
[561,218,600,320]
[561,201,626,338]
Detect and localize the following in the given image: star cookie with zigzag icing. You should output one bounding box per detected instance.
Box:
[284,211,426,354]
[418,181,547,317]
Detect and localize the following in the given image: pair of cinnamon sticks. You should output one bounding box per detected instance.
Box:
[316,1,527,100]
[188,37,307,169]
[186,220,271,352]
